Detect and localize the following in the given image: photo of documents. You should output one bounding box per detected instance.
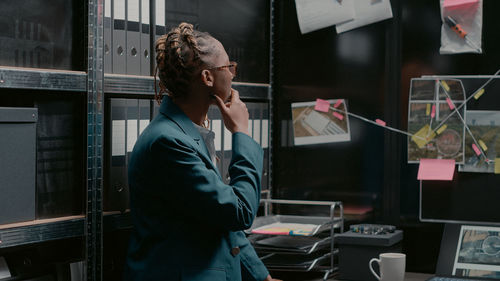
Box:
[459,111,500,173]
[453,225,500,278]
[291,99,351,145]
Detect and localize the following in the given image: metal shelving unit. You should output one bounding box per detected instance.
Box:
[103,73,271,100]
[0,0,101,280]
[0,67,87,92]
[0,216,85,249]
[0,1,274,280]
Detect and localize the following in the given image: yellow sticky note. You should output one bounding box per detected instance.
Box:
[474,88,485,100]
[436,124,448,135]
[478,139,488,151]
[441,80,450,92]
[426,104,431,116]
[495,159,500,174]
[412,125,436,148]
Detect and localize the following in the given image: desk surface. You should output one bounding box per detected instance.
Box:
[332,272,432,281]
[273,272,434,281]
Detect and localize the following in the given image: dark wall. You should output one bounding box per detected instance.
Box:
[272,0,500,273]
[400,0,500,218]
[272,0,388,215]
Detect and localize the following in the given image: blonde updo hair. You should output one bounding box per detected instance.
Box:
[154,22,218,104]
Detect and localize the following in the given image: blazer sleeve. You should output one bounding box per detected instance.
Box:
[152,132,264,231]
[239,233,270,281]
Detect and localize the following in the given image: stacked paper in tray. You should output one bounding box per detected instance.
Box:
[251,222,319,236]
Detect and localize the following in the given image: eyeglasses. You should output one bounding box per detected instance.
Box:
[208,61,237,76]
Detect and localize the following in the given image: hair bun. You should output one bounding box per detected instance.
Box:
[179,22,194,36]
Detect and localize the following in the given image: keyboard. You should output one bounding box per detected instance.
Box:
[427,277,482,281]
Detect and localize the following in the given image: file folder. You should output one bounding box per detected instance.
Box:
[222,125,233,184]
[253,117,262,145]
[154,0,166,72]
[208,106,223,175]
[104,0,112,73]
[212,119,223,174]
[155,0,166,42]
[140,0,151,75]
[108,99,128,212]
[112,0,126,74]
[139,99,150,134]
[126,0,141,75]
[262,106,270,191]
[126,99,139,154]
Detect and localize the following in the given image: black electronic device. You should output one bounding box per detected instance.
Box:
[349,224,396,235]
[336,229,403,281]
[429,224,500,281]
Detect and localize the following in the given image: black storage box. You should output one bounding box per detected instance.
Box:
[336,230,403,281]
[0,107,37,225]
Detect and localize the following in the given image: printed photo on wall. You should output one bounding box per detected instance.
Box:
[291,99,351,146]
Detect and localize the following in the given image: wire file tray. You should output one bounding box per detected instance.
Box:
[247,199,344,280]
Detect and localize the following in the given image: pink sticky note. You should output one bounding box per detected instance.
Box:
[333,99,343,108]
[333,112,344,120]
[431,105,436,118]
[417,159,455,181]
[472,144,481,156]
[446,98,455,110]
[443,0,478,8]
[314,99,330,112]
[375,119,386,126]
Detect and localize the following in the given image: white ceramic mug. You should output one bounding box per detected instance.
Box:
[369,253,406,281]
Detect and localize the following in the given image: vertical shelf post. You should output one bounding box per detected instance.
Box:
[86,0,105,280]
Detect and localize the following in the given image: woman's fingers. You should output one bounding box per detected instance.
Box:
[212,94,229,114]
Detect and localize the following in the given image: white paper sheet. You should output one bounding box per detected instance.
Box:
[295,0,355,34]
[336,0,393,33]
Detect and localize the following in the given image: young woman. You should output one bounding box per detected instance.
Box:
[124,22,280,281]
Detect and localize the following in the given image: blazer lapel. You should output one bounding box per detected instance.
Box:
[159,96,222,178]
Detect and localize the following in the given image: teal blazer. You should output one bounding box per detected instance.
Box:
[124,96,269,281]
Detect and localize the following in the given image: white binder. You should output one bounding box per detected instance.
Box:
[112,0,126,74]
[104,0,112,73]
[140,0,151,75]
[126,0,141,75]
[154,0,165,73]
[155,0,165,42]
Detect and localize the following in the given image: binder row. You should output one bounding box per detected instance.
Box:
[106,98,270,212]
[104,0,153,75]
[104,0,205,76]
[106,98,153,212]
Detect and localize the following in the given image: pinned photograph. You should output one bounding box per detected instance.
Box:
[407,79,466,163]
[291,99,351,145]
[459,111,500,173]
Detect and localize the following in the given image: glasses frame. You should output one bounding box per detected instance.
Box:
[208,61,238,76]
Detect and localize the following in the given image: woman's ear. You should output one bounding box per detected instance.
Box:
[201,69,214,87]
